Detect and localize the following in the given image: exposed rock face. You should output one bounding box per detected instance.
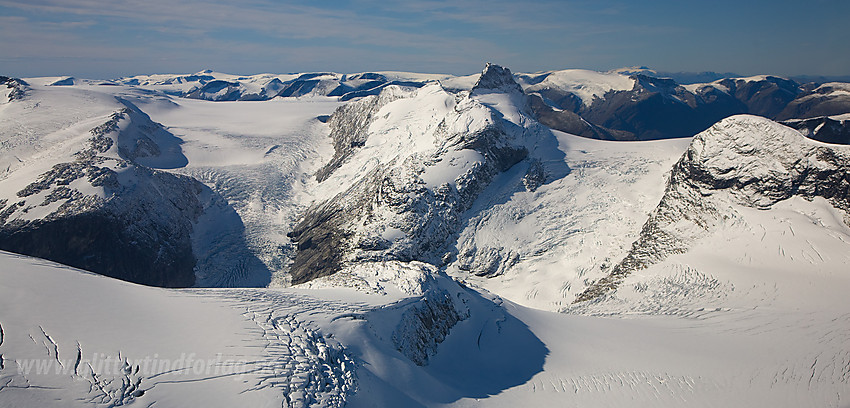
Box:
[48,77,76,86]
[472,63,523,94]
[287,199,351,285]
[575,115,850,302]
[314,87,409,182]
[289,66,537,284]
[0,106,206,287]
[0,176,202,287]
[392,289,465,365]
[528,94,633,140]
[456,245,520,278]
[311,261,471,367]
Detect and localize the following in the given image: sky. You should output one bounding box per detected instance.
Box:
[0,0,848,79]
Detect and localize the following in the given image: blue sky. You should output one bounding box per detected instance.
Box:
[0,0,848,78]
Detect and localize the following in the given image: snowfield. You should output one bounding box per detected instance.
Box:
[2,240,848,407]
[1,69,849,407]
[516,69,636,107]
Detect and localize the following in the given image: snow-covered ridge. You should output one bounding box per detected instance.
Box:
[576,114,850,301]
[0,85,277,287]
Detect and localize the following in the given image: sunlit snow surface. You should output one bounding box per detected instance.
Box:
[0,77,848,407]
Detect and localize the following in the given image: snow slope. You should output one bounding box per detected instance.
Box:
[2,238,848,407]
[0,250,355,407]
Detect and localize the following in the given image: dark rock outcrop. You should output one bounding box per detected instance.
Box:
[579,74,745,140]
[1,76,28,101]
[48,77,76,86]
[392,289,464,365]
[314,88,408,183]
[0,175,202,288]
[287,199,352,285]
[718,76,801,117]
[528,94,633,140]
[472,63,523,94]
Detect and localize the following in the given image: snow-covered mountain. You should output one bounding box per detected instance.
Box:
[1,63,849,407]
[288,64,557,285]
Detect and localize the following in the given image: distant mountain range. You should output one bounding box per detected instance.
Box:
[83,67,850,141]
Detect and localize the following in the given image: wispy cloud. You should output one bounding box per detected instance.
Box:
[1,0,847,78]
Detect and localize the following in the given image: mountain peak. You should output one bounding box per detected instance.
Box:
[472,63,523,93]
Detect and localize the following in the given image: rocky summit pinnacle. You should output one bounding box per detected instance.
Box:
[472,63,523,93]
